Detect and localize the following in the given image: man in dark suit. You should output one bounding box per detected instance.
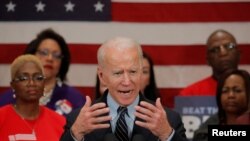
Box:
[60,37,187,141]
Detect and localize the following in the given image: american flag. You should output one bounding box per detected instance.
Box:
[1,0,250,108]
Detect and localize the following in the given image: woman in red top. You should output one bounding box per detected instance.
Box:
[0,54,65,141]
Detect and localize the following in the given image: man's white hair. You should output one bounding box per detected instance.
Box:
[97,37,143,68]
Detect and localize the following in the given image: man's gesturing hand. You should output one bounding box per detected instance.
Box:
[71,96,112,141]
[135,98,173,141]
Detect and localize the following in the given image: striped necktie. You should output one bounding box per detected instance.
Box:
[115,107,129,141]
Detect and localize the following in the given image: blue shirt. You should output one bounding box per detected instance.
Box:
[107,93,139,138]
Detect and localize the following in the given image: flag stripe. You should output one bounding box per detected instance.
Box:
[1,64,250,108]
[112,2,250,22]
[0,86,180,107]
[1,22,250,44]
[1,64,250,88]
[1,44,250,65]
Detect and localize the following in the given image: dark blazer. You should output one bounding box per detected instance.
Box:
[60,91,187,141]
[193,114,219,141]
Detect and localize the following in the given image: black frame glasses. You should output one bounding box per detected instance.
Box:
[12,74,46,84]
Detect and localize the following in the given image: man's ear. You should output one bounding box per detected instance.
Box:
[206,54,211,66]
[97,67,107,86]
[236,49,241,63]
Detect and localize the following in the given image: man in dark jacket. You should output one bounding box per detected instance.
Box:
[60,37,187,141]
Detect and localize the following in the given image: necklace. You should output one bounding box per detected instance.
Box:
[40,89,53,105]
[40,81,56,105]
[13,104,40,136]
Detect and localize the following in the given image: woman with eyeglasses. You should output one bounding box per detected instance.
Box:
[0,29,86,116]
[0,54,65,140]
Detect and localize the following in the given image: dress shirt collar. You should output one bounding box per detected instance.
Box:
[107,93,139,121]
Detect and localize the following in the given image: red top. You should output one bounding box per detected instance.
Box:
[236,112,250,125]
[179,76,217,96]
[0,105,66,141]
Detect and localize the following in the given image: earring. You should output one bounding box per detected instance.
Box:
[43,88,46,96]
[12,89,16,99]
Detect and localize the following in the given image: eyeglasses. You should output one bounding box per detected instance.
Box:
[208,43,236,54]
[12,74,45,85]
[36,49,64,60]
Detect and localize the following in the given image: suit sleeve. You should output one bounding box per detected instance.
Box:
[165,108,188,141]
[60,109,81,141]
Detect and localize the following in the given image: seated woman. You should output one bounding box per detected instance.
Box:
[193,69,250,141]
[0,29,86,116]
[0,54,65,140]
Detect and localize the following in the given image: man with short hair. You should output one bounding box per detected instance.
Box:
[180,29,240,96]
[60,37,187,141]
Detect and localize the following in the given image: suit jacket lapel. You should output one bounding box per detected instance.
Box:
[92,90,158,141]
